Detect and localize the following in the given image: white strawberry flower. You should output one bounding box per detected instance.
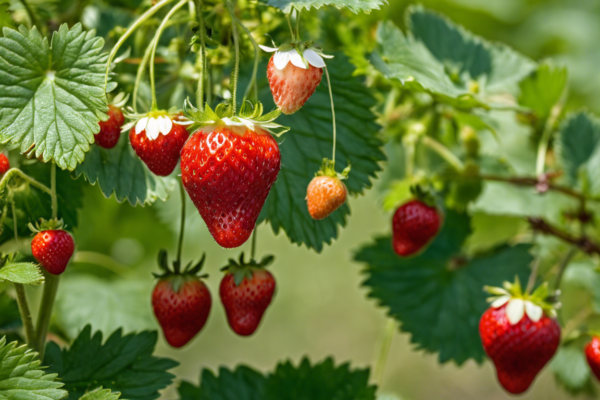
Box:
[494,297,544,325]
[259,44,333,70]
[134,115,173,140]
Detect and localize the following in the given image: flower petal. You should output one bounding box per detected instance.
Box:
[146,118,160,140]
[259,45,279,53]
[304,49,325,68]
[491,295,510,308]
[525,301,543,322]
[273,51,290,70]
[289,49,307,69]
[158,116,173,135]
[506,298,525,325]
[135,117,148,134]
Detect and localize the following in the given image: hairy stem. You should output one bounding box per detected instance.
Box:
[105,0,177,89]
[372,319,396,386]
[324,67,337,164]
[480,174,589,202]
[150,0,188,111]
[233,11,259,101]
[286,13,295,41]
[194,0,207,111]
[226,0,240,115]
[14,284,35,346]
[421,136,464,172]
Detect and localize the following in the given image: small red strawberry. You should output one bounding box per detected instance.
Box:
[96,104,125,149]
[392,199,441,256]
[0,154,9,174]
[585,336,600,381]
[130,113,189,176]
[479,282,560,394]
[180,124,281,248]
[152,252,211,348]
[219,254,276,336]
[305,159,350,220]
[31,229,74,275]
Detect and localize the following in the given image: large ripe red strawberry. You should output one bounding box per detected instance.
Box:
[392,199,441,256]
[96,104,125,149]
[0,154,9,174]
[479,283,560,394]
[585,336,600,381]
[267,54,323,115]
[130,115,189,176]
[31,229,75,275]
[180,125,281,248]
[219,254,276,336]
[152,277,211,348]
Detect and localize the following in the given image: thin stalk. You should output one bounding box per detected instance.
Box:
[250,228,257,260]
[227,0,240,115]
[150,0,188,111]
[295,8,301,40]
[194,0,207,111]
[372,319,396,386]
[105,0,177,89]
[34,273,59,360]
[175,180,187,272]
[536,103,562,176]
[324,67,337,164]
[525,257,540,295]
[421,136,464,172]
[286,13,295,40]
[0,168,52,196]
[133,37,156,113]
[50,163,57,219]
[233,12,259,101]
[553,247,578,291]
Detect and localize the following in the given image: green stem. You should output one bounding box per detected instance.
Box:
[175,180,186,271]
[104,0,177,90]
[50,163,57,219]
[286,13,295,41]
[226,0,240,115]
[536,103,563,176]
[232,12,259,101]
[14,284,35,346]
[421,136,464,172]
[553,247,578,291]
[250,228,257,260]
[133,37,156,113]
[150,0,188,111]
[295,8,301,40]
[71,251,129,276]
[0,168,52,197]
[16,0,39,29]
[324,67,337,164]
[194,0,207,111]
[34,273,59,360]
[372,319,396,386]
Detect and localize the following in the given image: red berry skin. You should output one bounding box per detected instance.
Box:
[180,126,281,248]
[267,55,323,115]
[585,337,600,381]
[129,121,189,176]
[392,200,441,257]
[479,304,560,394]
[220,269,275,336]
[0,154,9,174]
[95,105,125,149]
[31,230,75,275]
[152,278,211,348]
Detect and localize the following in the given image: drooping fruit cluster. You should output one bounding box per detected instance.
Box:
[392,199,441,256]
[181,124,281,248]
[130,113,189,176]
[96,104,125,149]
[305,159,349,220]
[479,281,560,394]
[219,254,276,336]
[30,220,75,276]
[152,252,211,348]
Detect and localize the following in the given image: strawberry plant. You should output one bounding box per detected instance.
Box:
[1,0,600,398]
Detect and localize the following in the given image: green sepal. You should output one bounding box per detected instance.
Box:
[152,250,208,281]
[221,252,275,287]
[408,184,437,207]
[315,158,351,180]
[28,218,65,233]
[484,277,558,318]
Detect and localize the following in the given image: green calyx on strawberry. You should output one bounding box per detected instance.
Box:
[314,158,350,180]
[182,99,289,137]
[484,278,557,324]
[220,252,274,286]
[28,218,66,233]
[153,249,208,289]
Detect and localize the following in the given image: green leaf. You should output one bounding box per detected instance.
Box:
[79,388,121,400]
[0,24,108,170]
[371,7,535,107]
[584,140,600,197]
[518,62,567,122]
[265,358,376,400]
[178,358,376,400]
[355,211,532,364]
[0,262,44,285]
[74,135,176,206]
[0,336,67,400]
[262,0,385,13]
[179,366,267,400]
[256,53,385,252]
[550,345,595,395]
[54,275,156,340]
[556,112,600,185]
[44,326,178,400]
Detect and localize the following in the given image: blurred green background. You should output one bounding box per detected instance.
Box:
[23,0,600,398]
